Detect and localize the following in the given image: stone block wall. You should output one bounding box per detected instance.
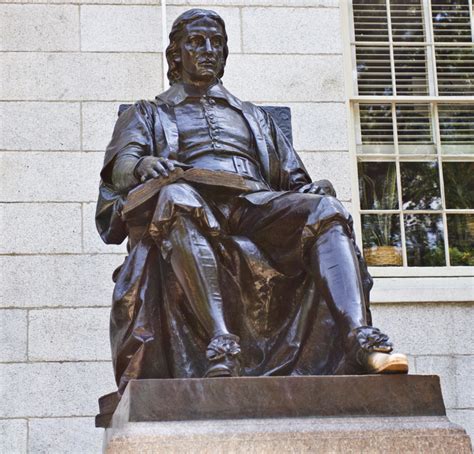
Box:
[1,0,472,452]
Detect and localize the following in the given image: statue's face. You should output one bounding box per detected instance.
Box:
[179,17,225,84]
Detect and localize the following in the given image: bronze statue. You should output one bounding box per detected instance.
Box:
[96,8,408,395]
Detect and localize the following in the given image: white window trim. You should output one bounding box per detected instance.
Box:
[370,274,473,303]
[340,0,474,302]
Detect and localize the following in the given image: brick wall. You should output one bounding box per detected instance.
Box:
[1,1,472,452]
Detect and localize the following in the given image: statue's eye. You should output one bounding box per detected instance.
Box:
[211,36,223,47]
[188,35,204,46]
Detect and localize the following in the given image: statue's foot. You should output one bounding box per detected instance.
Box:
[350,326,409,374]
[205,333,241,378]
[205,356,241,377]
[363,351,409,374]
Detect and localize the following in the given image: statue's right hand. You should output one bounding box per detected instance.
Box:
[134,156,176,183]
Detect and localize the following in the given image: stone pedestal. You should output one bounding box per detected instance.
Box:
[102,376,472,453]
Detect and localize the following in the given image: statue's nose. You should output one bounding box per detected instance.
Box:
[204,38,213,52]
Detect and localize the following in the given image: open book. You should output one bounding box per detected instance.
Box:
[123,167,260,218]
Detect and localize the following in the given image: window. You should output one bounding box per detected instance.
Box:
[345,0,474,270]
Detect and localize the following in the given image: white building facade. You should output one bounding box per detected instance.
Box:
[1,0,473,451]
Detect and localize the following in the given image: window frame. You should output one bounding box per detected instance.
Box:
[340,0,474,301]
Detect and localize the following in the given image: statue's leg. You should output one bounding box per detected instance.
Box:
[150,183,240,377]
[233,192,408,374]
[167,215,228,338]
[309,222,408,374]
[309,223,367,332]
[233,193,367,330]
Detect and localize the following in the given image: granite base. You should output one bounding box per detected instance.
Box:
[101,376,472,453]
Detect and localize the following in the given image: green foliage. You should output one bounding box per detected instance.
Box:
[449,247,474,266]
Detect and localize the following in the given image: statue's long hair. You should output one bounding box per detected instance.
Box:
[166,9,229,85]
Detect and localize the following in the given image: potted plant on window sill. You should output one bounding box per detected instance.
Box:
[360,163,402,266]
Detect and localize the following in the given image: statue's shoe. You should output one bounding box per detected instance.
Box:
[364,352,409,374]
[349,326,408,374]
[204,333,241,378]
[205,355,240,377]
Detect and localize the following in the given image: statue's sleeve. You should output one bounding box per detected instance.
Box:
[259,107,311,191]
[96,101,156,244]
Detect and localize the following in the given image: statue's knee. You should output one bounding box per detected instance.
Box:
[154,182,221,244]
[318,196,349,219]
[158,182,197,206]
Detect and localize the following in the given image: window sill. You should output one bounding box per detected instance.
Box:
[369,267,474,278]
[370,269,474,304]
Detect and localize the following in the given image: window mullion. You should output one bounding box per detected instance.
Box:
[386,0,408,265]
[423,0,436,96]
[385,0,397,96]
[391,101,408,266]
[351,45,359,96]
[433,103,451,266]
[469,0,474,43]
[425,0,439,96]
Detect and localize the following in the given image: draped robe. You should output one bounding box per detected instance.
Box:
[96,83,373,394]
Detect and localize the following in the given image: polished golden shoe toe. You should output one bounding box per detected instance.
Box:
[365,352,409,374]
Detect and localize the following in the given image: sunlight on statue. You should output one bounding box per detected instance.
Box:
[96,9,408,394]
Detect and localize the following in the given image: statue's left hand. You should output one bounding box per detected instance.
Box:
[298,180,337,197]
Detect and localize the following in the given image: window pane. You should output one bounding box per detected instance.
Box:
[358,104,394,153]
[400,162,442,210]
[359,162,399,209]
[394,47,429,95]
[362,214,402,266]
[448,214,474,266]
[432,0,472,43]
[435,47,474,96]
[443,162,474,208]
[390,0,425,42]
[356,46,393,95]
[405,214,446,266]
[353,0,389,42]
[396,104,435,154]
[439,104,474,154]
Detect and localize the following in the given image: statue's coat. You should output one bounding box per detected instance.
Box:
[96,83,372,394]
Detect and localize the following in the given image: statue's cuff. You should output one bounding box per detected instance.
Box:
[133,157,147,181]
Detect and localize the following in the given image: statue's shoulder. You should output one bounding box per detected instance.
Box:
[118,99,158,121]
[240,100,273,131]
[239,99,270,120]
[154,84,187,107]
[136,98,158,108]
[241,99,260,112]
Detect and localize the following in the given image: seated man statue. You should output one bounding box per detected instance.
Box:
[96,8,408,394]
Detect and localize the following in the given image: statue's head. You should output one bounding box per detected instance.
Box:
[166,9,229,86]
